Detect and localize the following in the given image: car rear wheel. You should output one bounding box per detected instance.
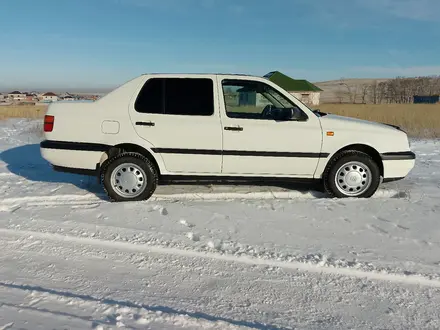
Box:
[323,151,380,198]
[102,152,158,202]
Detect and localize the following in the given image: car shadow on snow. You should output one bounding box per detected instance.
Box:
[0,143,327,200]
[160,179,327,198]
[0,282,293,330]
[0,143,105,199]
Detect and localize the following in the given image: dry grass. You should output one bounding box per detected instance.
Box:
[1,104,439,138]
[317,104,440,138]
[0,105,47,120]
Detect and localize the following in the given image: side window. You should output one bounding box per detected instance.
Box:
[165,78,214,116]
[222,79,302,120]
[135,78,164,114]
[135,78,214,116]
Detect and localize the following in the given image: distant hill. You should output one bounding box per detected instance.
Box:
[314,78,390,103]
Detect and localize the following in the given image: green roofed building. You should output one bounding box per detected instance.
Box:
[264,71,323,106]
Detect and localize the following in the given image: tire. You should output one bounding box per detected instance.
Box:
[101,152,158,202]
[323,151,380,198]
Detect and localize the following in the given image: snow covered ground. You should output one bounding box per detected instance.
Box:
[1,118,440,329]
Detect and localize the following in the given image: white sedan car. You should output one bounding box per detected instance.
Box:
[40,73,415,201]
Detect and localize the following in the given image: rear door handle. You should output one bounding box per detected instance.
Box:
[136,121,155,127]
[224,126,243,131]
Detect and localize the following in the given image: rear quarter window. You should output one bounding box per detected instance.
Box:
[135,78,214,116]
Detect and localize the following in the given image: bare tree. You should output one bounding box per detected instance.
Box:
[370,80,379,104]
[360,84,370,104]
[377,81,388,104]
[339,78,359,103]
[331,75,440,104]
[335,89,349,103]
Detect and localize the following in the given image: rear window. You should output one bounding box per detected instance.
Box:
[135,78,214,116]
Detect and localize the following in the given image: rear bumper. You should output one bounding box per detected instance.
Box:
[40,140,110,152]
[53,164,99,177]
[40,140,105,172]
[41,147,102,170]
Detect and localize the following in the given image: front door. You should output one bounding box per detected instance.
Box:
[130,76,223,174]
[219,78,323,177]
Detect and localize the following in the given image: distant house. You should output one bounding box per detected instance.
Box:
[25,93,37,102]
[42,92,59,102]
[60,93,75,101]
[264,71,323,106]
[413,95,439,104]
[8,91,26,101]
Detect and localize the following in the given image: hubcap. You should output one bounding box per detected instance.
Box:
[335,161,372,197]
[110,163,147,198]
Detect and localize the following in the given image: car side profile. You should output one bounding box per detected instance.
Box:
[40,73,416,201]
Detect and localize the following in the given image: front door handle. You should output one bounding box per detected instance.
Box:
[224,126,243,132]
[136,121,155,127]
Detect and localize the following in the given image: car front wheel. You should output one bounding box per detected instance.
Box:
[323,151,381,198]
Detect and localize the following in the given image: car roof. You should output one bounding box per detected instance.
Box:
[141,73,258,78]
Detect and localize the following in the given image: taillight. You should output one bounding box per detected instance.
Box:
[44,115,54,132]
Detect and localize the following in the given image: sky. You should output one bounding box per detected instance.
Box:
[0,0,440,90]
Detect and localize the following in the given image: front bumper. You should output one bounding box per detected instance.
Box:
[381,151,416,161]
[382,158,415,180]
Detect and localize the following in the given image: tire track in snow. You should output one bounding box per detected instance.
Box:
[2,228,439,289]
[0,188,408,208]
[0,293,245,330]
[0,323,14,330]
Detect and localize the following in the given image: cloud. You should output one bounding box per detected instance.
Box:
[291,0,376,29]
[116,0,246,17]
[42,34,152,49]
[114,0,194,11]
[228,4,244,15]
[352,65,440,77]
[115,0,229,12]
[293,0,440,29]
[116,0,440,22]
[358,0,440,21]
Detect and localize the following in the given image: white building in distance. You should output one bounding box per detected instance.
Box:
[8,91,26,101]
[42,92,59,102]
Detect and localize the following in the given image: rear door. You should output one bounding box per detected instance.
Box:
[129,76,223,174]
[218,78,323,177]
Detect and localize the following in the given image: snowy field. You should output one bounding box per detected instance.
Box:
[1,118,440,330]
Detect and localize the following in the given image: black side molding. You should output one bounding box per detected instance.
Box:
[160,174,320,185]
[223,150,329,158]
[41,140,330,159]
[152,148,223,155]
[41,140,110,152]
[381,151,416,161]
[152,148,329,158]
